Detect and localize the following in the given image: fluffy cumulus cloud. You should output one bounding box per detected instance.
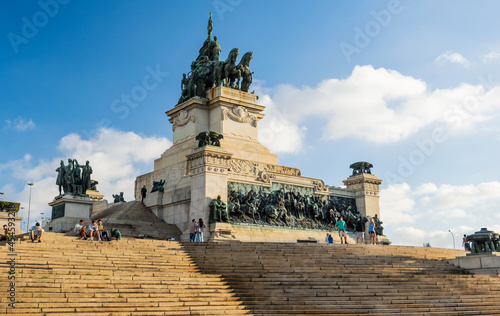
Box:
[380,181,500,248]
[258,65,500,153]
[435,50,469,67]
[0,128,171,229]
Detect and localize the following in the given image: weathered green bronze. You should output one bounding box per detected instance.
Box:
[467,228,500,254]
[373,214,384,236]
[195,131,223,147]
[55,158,93,197]
[349,161,373,176]
[112,192,125,203]
[177,13,254,105]
[89,180,99,191]
[209,195,228,222]
[212,182,360,231]
[151,179,166,193]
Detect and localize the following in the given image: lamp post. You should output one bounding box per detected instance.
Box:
[0,192,5,201]
[27,182,34,232]
[448,230,455,249]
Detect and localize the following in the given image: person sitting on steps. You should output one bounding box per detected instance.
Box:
[97,219,110,241]
[74,219,87,239]
[0,224,11,241]
[30,222,43,243]
[110,228,121,241]
[86,220,100,241]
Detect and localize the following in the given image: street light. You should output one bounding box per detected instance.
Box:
[448,230,455,249]
[0,192,5,201]
[27,182,34,232]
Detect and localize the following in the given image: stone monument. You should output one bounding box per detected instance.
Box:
[136,14,385,242]
[47,159,101,232]
[450,228,500,275]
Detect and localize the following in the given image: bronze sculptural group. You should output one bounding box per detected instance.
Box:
[55,159,93,197]
[151,179,166,193]
[196,131,223,147]
[178,13,254,105]
[112,192,125,203]
[350,161,373,176]
[211,185,363,232]
[466,228,500,254]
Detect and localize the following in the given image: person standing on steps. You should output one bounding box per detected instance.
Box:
[141,185,147,202]
[462,234,470,251]
[335,216,348,245]
[368,218,376,245]
[189,219,198,242]
[355,216,365,244]
[196,218,206,242]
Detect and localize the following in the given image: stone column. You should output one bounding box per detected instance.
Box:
[186,146,233,241]
[343,173,383,244]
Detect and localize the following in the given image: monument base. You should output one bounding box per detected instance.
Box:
[47,195,94,232]
[449,253,500,275]
[209,222,355,244]
[0,212,23,234]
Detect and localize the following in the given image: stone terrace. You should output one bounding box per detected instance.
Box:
[2,233,500,315]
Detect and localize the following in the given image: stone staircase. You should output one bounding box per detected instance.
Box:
[0,233,248,315]
[183,242,500,316]
[2,234,500,315]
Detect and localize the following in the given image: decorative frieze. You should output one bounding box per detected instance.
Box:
[229,158,301,179]
[187,148,233,176]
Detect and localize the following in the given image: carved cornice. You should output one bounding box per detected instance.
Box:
[221,105,258,127]
[172,109,196,131]
[186,148,233,175]
[312,180,328,192]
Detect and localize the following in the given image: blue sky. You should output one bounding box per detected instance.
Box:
[2,0,500,248]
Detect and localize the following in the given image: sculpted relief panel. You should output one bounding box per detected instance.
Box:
[229,158,301,179]
[221,106,258,127]
[172,109,196,131]
[211,181,360,231]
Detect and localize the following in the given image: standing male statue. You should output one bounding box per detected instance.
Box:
[55,160,66,196]
[64,158,75,194]
[77,160,92,194]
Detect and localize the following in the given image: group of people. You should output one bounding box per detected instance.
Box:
[189,218,207,242]
[327,216,378,245]
[74,219,121,241]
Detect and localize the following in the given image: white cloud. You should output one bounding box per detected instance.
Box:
[481,51,500,62]
[4,118,36,131]
[379,183,419,225]
[435,50,469,67]
[0,128,171,229]
[381,181,500,248]
[257,65,500,153]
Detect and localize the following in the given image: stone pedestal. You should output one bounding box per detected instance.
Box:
[343,173,382,219]
[210,222,355,244]
[0,212,23,234]
[185,146,232,241]
[449,253,500,275]
[46,195,94,232]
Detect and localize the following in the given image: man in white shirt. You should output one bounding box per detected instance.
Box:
[86,220,100,241]
[29,222,43,243]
